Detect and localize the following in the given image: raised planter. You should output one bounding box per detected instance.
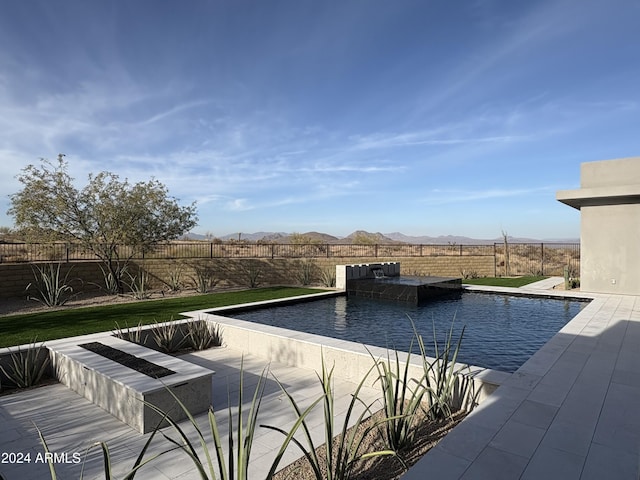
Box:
[48,335,214,433]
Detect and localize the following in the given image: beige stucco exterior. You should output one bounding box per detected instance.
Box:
[557,157,640,294]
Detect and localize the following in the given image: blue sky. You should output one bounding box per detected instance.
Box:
[1,0,639,240]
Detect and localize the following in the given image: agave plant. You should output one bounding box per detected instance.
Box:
[368,342,427,457]
[320,267,336,288]
[162,262,185,292]
[150,319,186,353]
[94,263,127,296]
[297,259,315,286]
[185,319,223,351]
[265,356,395,480]
[25,262,78,307]
[239,261,263,288]
[0,339,51,389]
[144,359,270,480]
[415,317,467,421]
[113,321,149,346]
[125,269,152,300]
[36,414,175,480]
[189,263,218,294]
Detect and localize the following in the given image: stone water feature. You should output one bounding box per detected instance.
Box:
[336,262,462,304]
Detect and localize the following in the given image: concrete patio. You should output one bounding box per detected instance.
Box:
[404,280,640,479]
[0,344,382,479]
[2,280,639,479]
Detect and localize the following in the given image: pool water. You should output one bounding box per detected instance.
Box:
[227,292,587,373]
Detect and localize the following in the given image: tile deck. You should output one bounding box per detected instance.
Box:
[403,282,640,479]
[2,279,639,479]
[0,346,380,480]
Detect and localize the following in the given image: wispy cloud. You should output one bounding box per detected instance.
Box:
[422,186,555,205]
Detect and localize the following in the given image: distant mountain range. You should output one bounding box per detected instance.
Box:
[185,230,579,244]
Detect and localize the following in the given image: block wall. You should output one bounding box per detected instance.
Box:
[0,255,494,300]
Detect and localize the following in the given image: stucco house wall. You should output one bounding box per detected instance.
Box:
[557,157,640,295]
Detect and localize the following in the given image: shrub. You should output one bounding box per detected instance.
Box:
[239,261,263,288]
[162,262,184,292]
[297,259,315,286]
[95,263,126,296]
[146,360,270,480]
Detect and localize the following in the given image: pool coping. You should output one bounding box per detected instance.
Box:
[180,286,591,413]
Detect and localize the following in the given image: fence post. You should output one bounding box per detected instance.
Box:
[375,244,379,257]
[459,244,463,256]
[210,242,213,259]
[493,243,497,277]
[541,243,544,276]
[66,243,70,263]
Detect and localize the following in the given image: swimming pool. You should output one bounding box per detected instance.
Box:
[227,292,588,373]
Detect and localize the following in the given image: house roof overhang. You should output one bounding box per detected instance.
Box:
[556,184,640,210]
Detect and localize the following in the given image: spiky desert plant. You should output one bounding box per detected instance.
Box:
[0,339,50,389]
[145,360,270,480]
[36,413,174,480]
[150,319,186,353]
[415,318,467,421]
[190,263,217,293]
[297,259,315,286]
[320,267,336,288]
[95,263,127,295]
[25,262,77,307]
[185,319,223,351]
[368,343,427,457]
[265,356,395,480]
[125,269,152,300]
[239,260,263,288]
[113,321,149,346]
[162,262,185,292]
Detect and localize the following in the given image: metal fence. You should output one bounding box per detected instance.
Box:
[0,241,580,277]
[494,242,580,277]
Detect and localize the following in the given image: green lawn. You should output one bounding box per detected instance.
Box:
[463,276,547,288]
[0,287,325,348]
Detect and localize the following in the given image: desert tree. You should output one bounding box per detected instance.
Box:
[8,154,198,293]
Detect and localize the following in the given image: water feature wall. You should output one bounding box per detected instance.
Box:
[337,262,462,304]
[335,262,400,289]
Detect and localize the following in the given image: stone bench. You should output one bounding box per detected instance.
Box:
[48,335,214,433]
